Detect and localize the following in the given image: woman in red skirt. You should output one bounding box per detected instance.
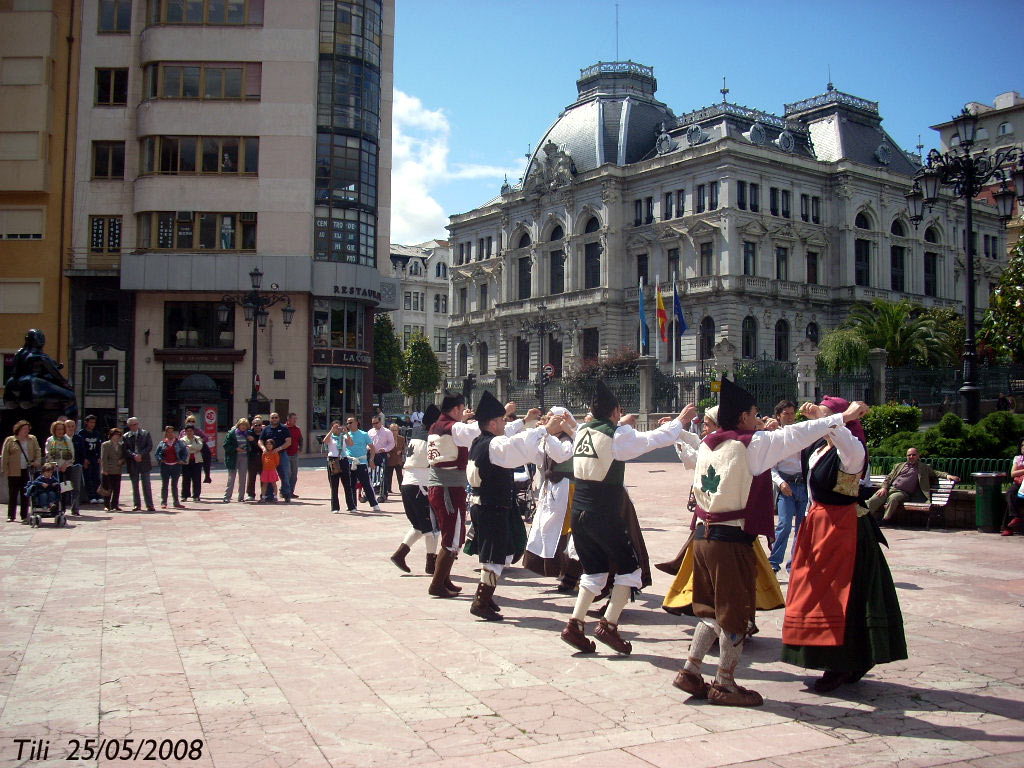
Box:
[781,396,907,692]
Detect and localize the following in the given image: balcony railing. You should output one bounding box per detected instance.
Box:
[64,249,121,274]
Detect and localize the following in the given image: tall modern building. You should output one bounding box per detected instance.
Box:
[446,62,1006,384]
[66,0,396,443]
[0,0,79,392]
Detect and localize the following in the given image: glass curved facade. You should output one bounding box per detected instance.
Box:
[314,0,381,266]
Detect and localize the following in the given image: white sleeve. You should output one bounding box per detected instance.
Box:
[771,467,784,488]
[544,434,574,462]
[488,426,548,468]
[612,419,684,461]
[504,419,525,437]
[674,430,700,469]
[831,424,867,473]
[746,414,844,475]
[451,420,481,447]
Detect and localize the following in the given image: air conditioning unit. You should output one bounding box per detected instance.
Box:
[176,211,193,222]
[240,212,256,222]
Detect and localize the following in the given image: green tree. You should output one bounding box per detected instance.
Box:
[846,298,949,367]
[917,306,964,364]
[372,313,403,393]
[981,235,1024,363]
[401,331,442,407]
[817,328,869,373]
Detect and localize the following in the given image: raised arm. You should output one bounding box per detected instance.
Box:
[746,414,845,476]
[488,426,548,469]
[612,419,683,462]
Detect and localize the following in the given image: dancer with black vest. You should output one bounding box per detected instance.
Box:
[672,378,868,707]
[426,393,538,599]
[560,380,689,656]
[466,392,568,620]
[390,404,441,575]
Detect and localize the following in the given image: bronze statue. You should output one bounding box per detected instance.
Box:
[3,329,78,419]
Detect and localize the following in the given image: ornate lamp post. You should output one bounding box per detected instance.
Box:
[218,267,295,417]
[905,108,1024,424]
[520,303,560,410]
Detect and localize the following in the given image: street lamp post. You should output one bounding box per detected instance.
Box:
[520,303,560,411]
[905,108,1024,424]
[218,267,296,418]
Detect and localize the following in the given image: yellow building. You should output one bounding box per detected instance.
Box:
[0,0,78,391]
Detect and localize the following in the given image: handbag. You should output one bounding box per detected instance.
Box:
[60,480,74,493]
[328,457,342,476]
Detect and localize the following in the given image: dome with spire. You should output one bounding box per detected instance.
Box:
[522,61,675,185]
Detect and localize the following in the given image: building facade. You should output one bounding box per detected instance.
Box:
[447,62,1006,387]
[66,0,396,444]
[932,90,1024,251]
[0,0,78,396]
[387,239,451,367]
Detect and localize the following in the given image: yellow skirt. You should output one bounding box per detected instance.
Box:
[663,535,784,613]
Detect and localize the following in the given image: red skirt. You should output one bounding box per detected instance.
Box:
[782,500,858,646]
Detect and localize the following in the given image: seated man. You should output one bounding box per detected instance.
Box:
[867,447,958,524]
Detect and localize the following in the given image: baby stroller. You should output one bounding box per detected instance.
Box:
[513,464,537,523]
[358,459,386,504]
[24,472,68,528]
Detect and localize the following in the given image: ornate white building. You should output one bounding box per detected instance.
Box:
[446,62,1006,386]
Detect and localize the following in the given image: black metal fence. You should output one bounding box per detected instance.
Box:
[509,374,640,413]
[885,363,1024,405]
[734,355,798,414]
[817,366,875,404]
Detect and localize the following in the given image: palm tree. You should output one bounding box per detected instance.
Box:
[846,299,952,367]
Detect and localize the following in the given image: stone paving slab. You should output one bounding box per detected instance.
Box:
[0,462,1022,767]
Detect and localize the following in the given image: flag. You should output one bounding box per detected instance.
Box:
[673,281,687,334]
[656,282,668,342]
[638,279,649,352]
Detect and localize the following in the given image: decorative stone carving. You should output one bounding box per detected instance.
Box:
[524,140,576,194]
[601,179,621,204]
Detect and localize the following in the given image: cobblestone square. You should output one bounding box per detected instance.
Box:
[1,461,1022,767]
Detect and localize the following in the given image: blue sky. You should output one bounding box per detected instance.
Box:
[390,0,1024,245]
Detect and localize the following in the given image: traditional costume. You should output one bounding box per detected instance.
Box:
[661,406,784,618]
[559,381,683,656]
[427,393,524,598]
[673,379,855,707]
[391,404,441,574]
[466,392,558,620]
[781,396,907,692]
[523,407,577,586]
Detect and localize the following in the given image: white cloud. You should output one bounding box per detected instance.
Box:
[389,89,524,245]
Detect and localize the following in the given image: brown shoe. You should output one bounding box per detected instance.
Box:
[708,682,763,707]
[445,577,462,594]
[425,552,437,574]
[672,669,709,699]
[560,619,596,653]
[469,583,502,621]
[428,549,459,598]
[594,619,632,655]
[390,543,411,573]
[812,670,849,693]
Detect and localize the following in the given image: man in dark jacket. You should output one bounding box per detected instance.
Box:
[123,417,155,511]
[77,415,103,503]
[867,447,959,523]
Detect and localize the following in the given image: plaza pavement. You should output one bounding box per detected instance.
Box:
[1,459,1023,768]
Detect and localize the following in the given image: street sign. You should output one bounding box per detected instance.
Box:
[710,381,721,392]
[254,374,261,392]
[542,363,555,377]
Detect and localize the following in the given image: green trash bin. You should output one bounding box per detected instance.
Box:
[972,472,1006,532]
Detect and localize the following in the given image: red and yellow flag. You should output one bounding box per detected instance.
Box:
[655,283,668,342]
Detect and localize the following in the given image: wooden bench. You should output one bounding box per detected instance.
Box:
[867,474,956,530]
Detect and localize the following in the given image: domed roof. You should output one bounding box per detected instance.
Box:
[523,62,674,179]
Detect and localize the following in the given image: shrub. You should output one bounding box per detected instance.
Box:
[875,430,923,457]
[874,410,1024,460]
[862,404,921,448]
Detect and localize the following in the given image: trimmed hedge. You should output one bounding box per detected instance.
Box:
[874,410,1024,459]
[862,405,921,448]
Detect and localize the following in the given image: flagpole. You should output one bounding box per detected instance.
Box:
[672,271,677,376]
[638,276,643,355]
[654,274,660,363]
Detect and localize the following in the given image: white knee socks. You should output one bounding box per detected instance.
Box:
[402,529,423,548]
[603,584,632,625]
[571,587,598,622]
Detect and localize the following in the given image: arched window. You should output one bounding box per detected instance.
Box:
[517,232,531,249]
[478,342,488,375]
[409,261,421,275]
[924,226,940,244]
[741,316,758,359]
[998,122,1014,136]
[855,212,871,230]
[806,322,819,345]
[549,224,564,242]
[584,216,600,233]
[435,262,447,278]
[890,219,906,237]
[457,344,468,377]
[774,319,790,362]
[699,316,715,360]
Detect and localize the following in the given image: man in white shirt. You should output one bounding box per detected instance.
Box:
[369,414,395,501]
[768,400,807,573]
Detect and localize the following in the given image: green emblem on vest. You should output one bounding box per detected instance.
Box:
[574,430,598,458]
[701,465,721,494]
